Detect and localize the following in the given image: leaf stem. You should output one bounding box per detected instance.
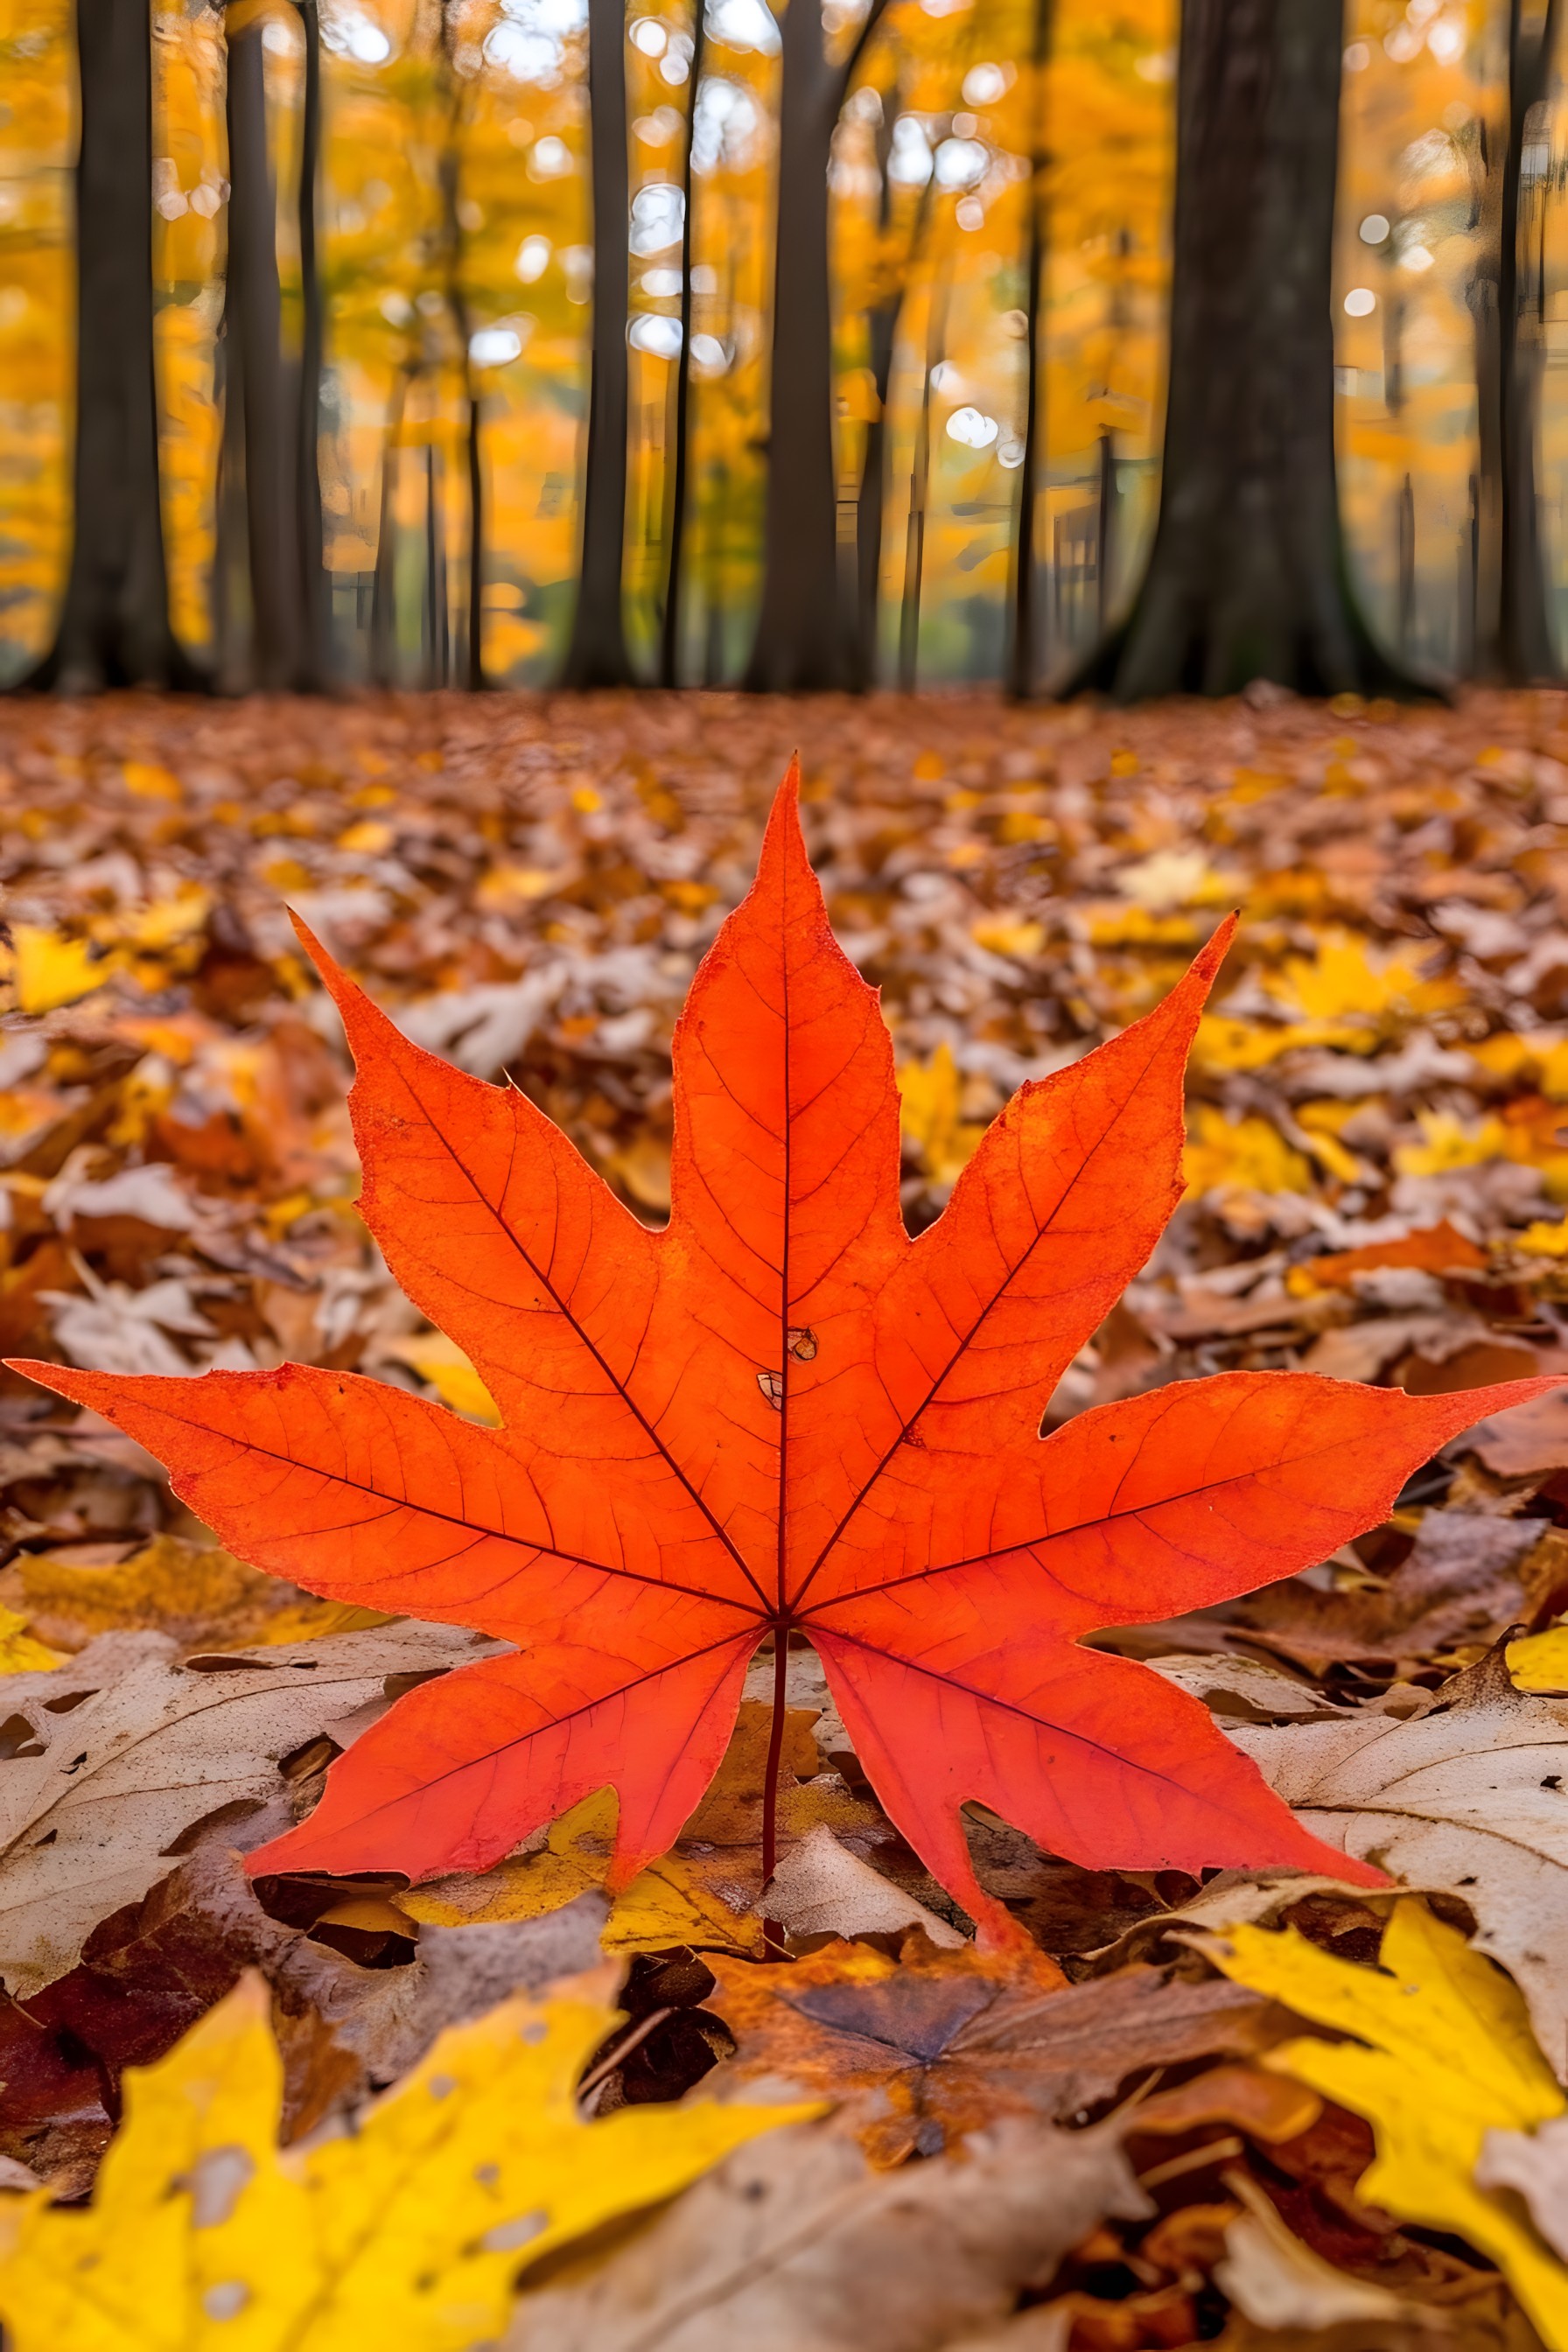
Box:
[760,1631,789,1960]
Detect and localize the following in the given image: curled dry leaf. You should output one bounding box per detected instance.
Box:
[0,1970,811,2352]
[12,770,1558,1942]
[501,2110,1152,2352]
[0,1621,497,1998]
[757,1824,967,1949]
[706,1931,1301,2167]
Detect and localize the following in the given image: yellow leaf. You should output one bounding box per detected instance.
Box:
[402,1702,873,1950]
[1518,1219,1568,1258]
[1395,1110,1510,1179]
[1193,1014,1368,1072]
[1184,1106,1311,1198]
[0,1972,813,2352]
[970,914,1045,960]
[0,1608,60,1674]
[1205,1900,1568,2352]
[602,1852,766,1957]
[122,892,210,954]
[1268,930,1463,1026]
[897,1043,987,1186]
[122,760,181,802]
[336,819,394,856]
[7,926,106,1014]
[1508,1625,1568,1693]
[378,1333,501,1426]
[474,863,559,909]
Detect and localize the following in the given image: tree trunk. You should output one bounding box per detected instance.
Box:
[28,0,196,690]
[294,0,331,687]
[659,0,707,687]
[744,0,889,692]
[1074,0,1405,701]
[1472,0,1558,682]
[438,0,486,689]
[1006,0,1053,698]
[561,0,635,687]
[222,16,304,690]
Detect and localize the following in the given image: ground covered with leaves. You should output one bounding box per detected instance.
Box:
[4,687,1568,2348]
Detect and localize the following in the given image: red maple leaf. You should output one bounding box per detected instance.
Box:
[11,768,1554,1945]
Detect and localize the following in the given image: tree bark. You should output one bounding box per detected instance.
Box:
[561,0,635,687]
[1006,0,1053,698]
[293,0,331,687]
[744,0,890,692]
[222,15,304,690]
[1472,0,1558,682]
[659,0,707,687]
[438,0,486,689]
[1074,0,1406,701]
[27,0,196,690]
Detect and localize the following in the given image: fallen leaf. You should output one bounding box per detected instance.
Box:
[502,2110,1152,2352]
[707,1935,1301,2166]
[15,770,1554,1942]
[0,1622,498,1997]
[758,1824,967,1949]
[0,1969,810,2352]
[1213,2169,1436,2332]
[10,1530,338,1654]
[1478,2113,1568,2263]
[1214,1650,1568,2070]
[400,1701,880,1954]
[0,1611,60,1674]
[1203,1898,1568,2352]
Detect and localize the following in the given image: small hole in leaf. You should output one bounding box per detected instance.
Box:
[429,2073,458,2099]
[203,2281,249,2321]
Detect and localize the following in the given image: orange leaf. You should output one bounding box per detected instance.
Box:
[10,766,1560,1942]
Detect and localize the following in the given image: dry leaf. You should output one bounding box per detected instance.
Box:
[0,1970,810,2351]
[0,1622,498,1997]
[1203,1898,1568,2352]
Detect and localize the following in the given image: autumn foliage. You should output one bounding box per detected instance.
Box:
[11,759,1558,1942]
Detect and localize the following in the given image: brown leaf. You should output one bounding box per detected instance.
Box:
[706,1936,1299,2167]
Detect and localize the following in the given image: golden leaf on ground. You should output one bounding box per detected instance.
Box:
[0,1608,60,1674]
[0,1970,812,2352]
[4,926,105,1015]
[1202,1898,1568,2351]
[400,1700,876,1954]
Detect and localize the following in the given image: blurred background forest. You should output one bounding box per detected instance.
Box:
[0,0,1564,696]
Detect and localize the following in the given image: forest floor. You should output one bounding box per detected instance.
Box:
[2,686,1568,2347]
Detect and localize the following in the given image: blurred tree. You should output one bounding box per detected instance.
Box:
[294,0,330,682]
[438,0,486,690]
[659,0,706,687]
[1006,0,1051,696]
[1074,0,1404,698]
[1471,0,1559,682]
[218,4,327,690]
[562,0,635,686]
[744,0,890,691]
[26,0,197,690]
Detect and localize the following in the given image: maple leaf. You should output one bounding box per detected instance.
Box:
[10,766,1559,1944]
[1204,1899,1568,2352]
[0,1968,810,2352]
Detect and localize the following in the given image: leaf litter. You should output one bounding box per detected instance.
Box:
[5,689,1568,2343]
